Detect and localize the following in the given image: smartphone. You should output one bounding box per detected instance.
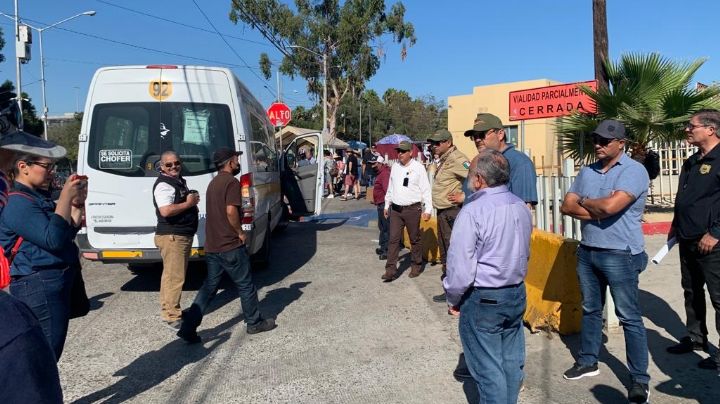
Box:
[73,174,88,181]
[403,177,409,187]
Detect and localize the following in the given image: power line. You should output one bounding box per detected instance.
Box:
[93,0,270,47]
[190,0,276,99]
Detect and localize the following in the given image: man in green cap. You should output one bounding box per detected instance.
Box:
[464,113,537,208]
[426,129,470,304]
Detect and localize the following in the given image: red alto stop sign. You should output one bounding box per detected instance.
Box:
[267,102,292,127]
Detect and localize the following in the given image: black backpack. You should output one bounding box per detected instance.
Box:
[643,149,660,180]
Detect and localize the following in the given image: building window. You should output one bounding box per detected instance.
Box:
[504,125,518,146]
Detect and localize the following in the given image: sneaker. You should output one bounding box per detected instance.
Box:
[327,194,334,199]
[667,336,709,354]
[432,293,447,303]
[176,327,202,344]
[628,382,649,403]
[453,364,473,382]
[378,254,387,260]
[375,248,383,255]
[563,363,599,380]
[247,318,277,334]
[163,320,182,332]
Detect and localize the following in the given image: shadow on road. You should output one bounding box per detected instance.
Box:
[639,289,720,403]
[71,315,242,404]
[88,292,113,311]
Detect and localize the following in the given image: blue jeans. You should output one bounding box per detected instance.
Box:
[459,283,526,404]
[9,268,76,361]
[576,245,650,384]
[376,205,389,254]
[193,246,262,326]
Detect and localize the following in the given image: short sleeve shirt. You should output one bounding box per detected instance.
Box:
[204,172,243,253]
[568,153,649,254]
[152,182,176,208]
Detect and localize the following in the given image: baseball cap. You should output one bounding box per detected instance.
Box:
[395,141,412,152]
[427,129,452,142]
[0,130,67,158]
[212,147,242,165]
[368,155,384,164]
[464,113,503,137]
[592,119,626,139]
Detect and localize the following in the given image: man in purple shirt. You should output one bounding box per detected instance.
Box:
[443,149,532,403]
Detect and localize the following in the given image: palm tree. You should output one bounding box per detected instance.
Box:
[557,53,720,163]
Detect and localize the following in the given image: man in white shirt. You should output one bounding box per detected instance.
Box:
[382,141,432,282]
[152,151,200,330]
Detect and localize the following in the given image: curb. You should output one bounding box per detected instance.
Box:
[642,221,671,235]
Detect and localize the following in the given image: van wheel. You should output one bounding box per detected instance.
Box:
[251,221,271,270]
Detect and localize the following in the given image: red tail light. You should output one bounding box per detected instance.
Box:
[239,173,255,224]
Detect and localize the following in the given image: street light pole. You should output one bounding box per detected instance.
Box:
[1,10,96,139]
[14,0,22,119]
[288,45,328,137]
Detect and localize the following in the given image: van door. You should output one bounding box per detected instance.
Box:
[281,132,323,216]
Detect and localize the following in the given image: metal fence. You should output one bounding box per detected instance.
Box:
[647,140,696,206]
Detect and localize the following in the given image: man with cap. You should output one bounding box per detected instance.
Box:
[152,150,200,330]
[559,120,651,403]
[341,148,359,200]
[370,154,390,259]
[464,113,538,208]
[382,140,432,281]
[426,129,470,303]
[177,147,276,343]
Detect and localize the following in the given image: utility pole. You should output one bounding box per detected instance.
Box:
[593,0,609,90]
[358,102,362,142]
[14,0,22,121]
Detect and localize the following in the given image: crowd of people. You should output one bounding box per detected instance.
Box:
[364,110,720,404]
[2,81,720,403]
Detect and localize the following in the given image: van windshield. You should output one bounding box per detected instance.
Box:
[87,102,235,177]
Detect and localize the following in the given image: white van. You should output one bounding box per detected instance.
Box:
[75,65,323,266]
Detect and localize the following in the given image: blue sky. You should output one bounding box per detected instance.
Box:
[1,0,718,117]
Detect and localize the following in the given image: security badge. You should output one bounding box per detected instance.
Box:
[700,163,711,174]
[463,161,470,169]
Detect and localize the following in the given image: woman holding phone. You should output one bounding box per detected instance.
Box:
[0,152,87,360]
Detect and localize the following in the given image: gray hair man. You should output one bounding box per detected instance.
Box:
[443,149,532,403]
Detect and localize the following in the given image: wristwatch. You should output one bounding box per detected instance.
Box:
[578,196,588,206]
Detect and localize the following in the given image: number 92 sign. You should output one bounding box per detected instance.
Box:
[148,80,173,101]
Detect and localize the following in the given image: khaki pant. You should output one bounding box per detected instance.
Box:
[155,234,193,322]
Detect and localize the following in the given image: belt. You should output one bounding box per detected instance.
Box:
[436,206,460,214]
[473,281,524,290]
[391,202,421,212]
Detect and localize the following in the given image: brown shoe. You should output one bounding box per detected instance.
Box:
[409,268,422,278]
[381,270,398,282]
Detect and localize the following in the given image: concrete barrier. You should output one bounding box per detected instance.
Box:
[402,218,441,264]
[400,218,581,335]
[524,230,582,335]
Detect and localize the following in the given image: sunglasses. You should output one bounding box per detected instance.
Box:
[28,161,56,172]
[472,129,495,141]
[397,149,411,154]
[428,140,443,146]
[163,161,182,168]
[591,136,616,146]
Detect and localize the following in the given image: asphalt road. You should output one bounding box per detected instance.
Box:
[58,197,720,403]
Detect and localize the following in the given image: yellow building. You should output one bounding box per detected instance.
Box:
[448,79,565,175]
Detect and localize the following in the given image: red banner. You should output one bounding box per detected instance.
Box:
[509,80,597,121]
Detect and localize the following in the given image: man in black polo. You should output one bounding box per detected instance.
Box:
[153,151,199,330]
[667,109,720,371]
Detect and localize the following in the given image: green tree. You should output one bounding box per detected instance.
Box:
[230,0,416,139]
[1,80,44,136]
[48,113,83,163]
[558,53,720,163]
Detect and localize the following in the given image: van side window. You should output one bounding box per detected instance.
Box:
[248,114,278,172]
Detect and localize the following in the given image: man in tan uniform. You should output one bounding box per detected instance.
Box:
[427,129,470,303]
